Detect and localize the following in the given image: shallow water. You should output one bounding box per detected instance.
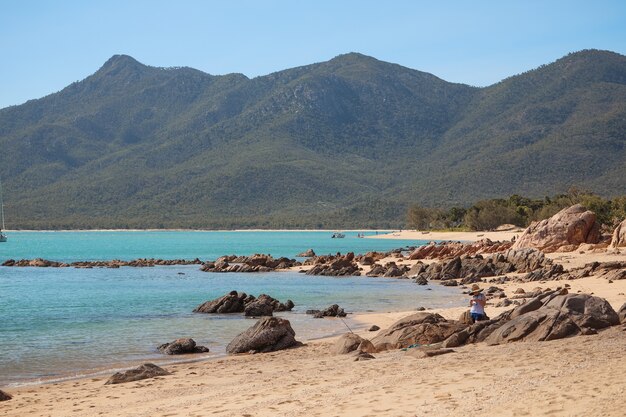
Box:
[0,231,463,385]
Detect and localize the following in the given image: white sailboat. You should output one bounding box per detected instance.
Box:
[0,179,7,242]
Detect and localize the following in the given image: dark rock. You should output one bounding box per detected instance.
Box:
[369,325,380,331]
[157,338,209,355]
[194,292,294,315]
[296,249,316,257]
[415,276,428,285]
[226,317,302,354]
[406,348,456,358]
[105,363,170,385]
[312,304,346,318]
[193,291,247,313]
[354,351,376,361]
[0,389,11,401]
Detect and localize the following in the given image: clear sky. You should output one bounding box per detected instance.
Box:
[1,0,625,109]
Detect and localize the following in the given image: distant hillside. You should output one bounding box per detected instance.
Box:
[0,50,625,229]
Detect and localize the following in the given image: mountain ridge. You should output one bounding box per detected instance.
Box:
[0,49,624,229]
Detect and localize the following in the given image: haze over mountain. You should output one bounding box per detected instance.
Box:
[1,50,625,229]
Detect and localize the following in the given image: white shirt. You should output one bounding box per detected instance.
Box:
[470,293,486,314]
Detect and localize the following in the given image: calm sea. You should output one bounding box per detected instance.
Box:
[0,231,463,386]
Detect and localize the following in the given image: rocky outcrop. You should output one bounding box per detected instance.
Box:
[371,313,465,351]
[307,304,346,318]
[200,254,300,273]
[157,338,209,355]
[1,258,203,268]
[563,261,626,281]
[304,252,360,276]
[610,219,626,248]
[193,291,294,316]
[366,261,411,278]
[408,239,513,260]
[483,293,619,344]
[105,363,170,385]
[412,248,558,285]
[226,317,302,354]
[512,204,601,252]
[443,290,620,348]
[0,390,11,401]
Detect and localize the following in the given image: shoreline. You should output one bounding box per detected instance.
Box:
[1,273,625,416]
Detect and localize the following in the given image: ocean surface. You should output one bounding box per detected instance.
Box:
[0,231,464,386]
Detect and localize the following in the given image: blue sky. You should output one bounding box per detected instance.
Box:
[1,0,625,109]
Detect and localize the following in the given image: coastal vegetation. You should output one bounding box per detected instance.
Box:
[0,50,625,229]
[407,188,626,231]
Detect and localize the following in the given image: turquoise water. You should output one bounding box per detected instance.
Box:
[0,231,463,386]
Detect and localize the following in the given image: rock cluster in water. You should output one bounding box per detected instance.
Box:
[157,338,209,355]
[200,254,300,273]
[306,304,347,318]
[193,291,294,316]
[1,258,202,268]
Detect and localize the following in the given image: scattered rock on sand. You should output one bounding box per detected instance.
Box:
[0,389,12,401]
[512,204,601,252]
[226,317,302,354]
[369,325,380,331]
[105,363,170,385]
[157,338,209,355]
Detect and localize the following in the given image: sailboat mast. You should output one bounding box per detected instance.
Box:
[0,179,4,231]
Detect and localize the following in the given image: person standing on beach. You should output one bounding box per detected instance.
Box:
[469,284,487,323]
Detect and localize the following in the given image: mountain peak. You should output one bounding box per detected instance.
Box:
[97,54,147,75]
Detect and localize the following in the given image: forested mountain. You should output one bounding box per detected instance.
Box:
[0,50,625,229]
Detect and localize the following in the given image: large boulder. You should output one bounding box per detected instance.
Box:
[610,219,626,248]
[105,363,170,385]
[226,317,302,354]
[512,204,601,252]
[371,313,465,351]
[331,333,365,354]
[157,338,209,355]
[0,389,11,401]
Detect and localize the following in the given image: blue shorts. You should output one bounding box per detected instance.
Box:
[471,312,484,322]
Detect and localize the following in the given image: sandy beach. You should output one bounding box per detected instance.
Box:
[2,232,625,417]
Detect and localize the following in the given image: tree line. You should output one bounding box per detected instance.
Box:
[407,188,626,232]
